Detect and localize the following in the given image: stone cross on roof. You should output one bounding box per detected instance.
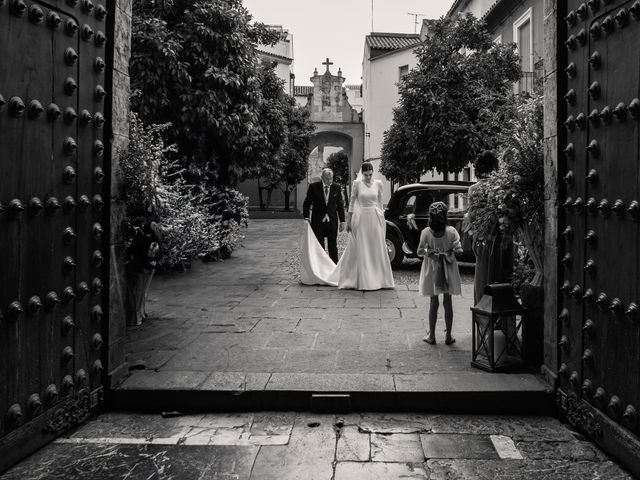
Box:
[322,57,333,72]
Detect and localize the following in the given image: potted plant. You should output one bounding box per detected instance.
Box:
[469,95,544,367]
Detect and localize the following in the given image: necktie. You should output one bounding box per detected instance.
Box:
[323,185,330,222]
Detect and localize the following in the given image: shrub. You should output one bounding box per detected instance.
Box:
[468,95,544,286]
[118,113,248,272]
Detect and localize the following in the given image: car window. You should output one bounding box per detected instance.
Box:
[415,191,434,215]
[442,192,468,213]
[402,194,416,215]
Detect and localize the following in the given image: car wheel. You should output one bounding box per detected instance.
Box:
[386,234,404,268]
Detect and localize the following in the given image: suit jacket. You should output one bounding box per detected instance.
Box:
[303,181,345,230]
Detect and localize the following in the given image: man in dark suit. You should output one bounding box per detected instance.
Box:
[303,168,346,263]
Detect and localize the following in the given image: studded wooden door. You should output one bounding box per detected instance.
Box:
[0,0,111,472]
[559,0,640,474]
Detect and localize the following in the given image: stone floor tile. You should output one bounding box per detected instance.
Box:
[426,459,634,480]
[67,412,202,440]
[334,350,392,373]
[420,433,499,459]
[266,372,395,391]
[334,461,428,479]
[199,372,271,391]
[119,370,209,390]
[336,317,384,333]
[251,318,300,332]
[248,412,295,445]
[371,433,425,462]
[195,413,254,430]
[314,332,363,350]
[355,413,433,434]
[250,414,336,480]
[296,317,341,332]
[220,348,287,372]
[394,372,548,391]
[489,435,523,459]
[126,349,175,370]
[266,332,317,349]
[360,332,411,351]
[428,415,575,441]
[1,444,259,480]
[515,439,608,461]
[281,350,337,372]
[336,426,370,461]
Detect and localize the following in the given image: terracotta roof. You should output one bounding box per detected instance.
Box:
[366,33,421,51]
[256,49,292,63]
[446,0,470,17]
[480,0,507,23]
[294,85,313,96]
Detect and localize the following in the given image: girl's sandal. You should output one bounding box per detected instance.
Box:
[423,335,436,345]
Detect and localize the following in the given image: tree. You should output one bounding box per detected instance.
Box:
[379,113,422,185]
[326,150,350,201]
[244,64,315,210]
[278,100,315,211]
[130,0,281,186]
[383,13,521,176]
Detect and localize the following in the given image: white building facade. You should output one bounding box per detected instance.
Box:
[362,32,469,203]
[256,25,294,95]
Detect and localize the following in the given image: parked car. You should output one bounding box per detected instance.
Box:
[384,181,475,268]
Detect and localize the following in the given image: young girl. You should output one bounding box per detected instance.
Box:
[417,202,463,345]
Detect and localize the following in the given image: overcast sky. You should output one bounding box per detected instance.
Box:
[243,0,453,85]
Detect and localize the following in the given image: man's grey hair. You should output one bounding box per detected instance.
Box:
[321,167,334,176]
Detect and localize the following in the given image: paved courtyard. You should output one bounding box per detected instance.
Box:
[119,219,546,397]
[2,411,632,479]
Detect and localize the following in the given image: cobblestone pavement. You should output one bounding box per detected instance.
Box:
[2,412,632,479]
[120,219,544,393]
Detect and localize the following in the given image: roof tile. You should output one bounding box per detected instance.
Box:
[366,33,421,51]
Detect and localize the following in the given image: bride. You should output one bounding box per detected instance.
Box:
[301,162,395,290]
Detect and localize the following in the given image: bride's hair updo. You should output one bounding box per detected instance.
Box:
[361,162,374,173]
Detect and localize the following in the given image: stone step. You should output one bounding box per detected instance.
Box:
[109,372,554,415]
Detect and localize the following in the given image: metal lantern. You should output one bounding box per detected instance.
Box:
[471,283,526,372]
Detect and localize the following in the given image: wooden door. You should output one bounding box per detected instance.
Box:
[559,0,640,474]
[0,0,111,471]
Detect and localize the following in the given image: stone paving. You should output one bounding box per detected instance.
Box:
[2,412,632,479]
[119,219,546,394]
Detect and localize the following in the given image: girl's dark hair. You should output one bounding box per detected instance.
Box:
[428,201,448,233]
[429,217,447,233]
[474,150,498,176]
[361,162,374,173]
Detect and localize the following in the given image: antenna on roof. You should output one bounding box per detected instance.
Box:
[371,0,374,32]
[407,12,428,33]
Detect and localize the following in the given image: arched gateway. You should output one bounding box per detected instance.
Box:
[238,59,363,212]
[295,59,364,212]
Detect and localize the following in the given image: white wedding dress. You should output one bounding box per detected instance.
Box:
[300,179,395,291]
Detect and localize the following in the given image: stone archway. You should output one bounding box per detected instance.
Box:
[296,126,364,212]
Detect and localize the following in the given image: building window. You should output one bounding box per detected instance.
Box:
[399,65,409,81]
[513,8,533,72]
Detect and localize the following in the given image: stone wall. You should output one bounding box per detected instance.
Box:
[108,0,132,387]
[542,0,561,385]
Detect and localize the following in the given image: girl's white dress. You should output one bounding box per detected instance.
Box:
[300,179,394,291]
[417,226,463,297]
